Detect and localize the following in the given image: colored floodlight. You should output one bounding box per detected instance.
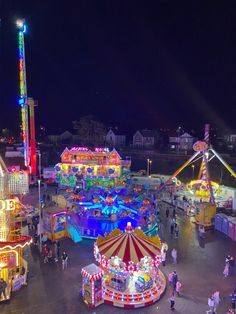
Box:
[16,19,26,33]
[18,98,24,105]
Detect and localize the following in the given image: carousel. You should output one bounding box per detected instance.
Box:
[92,222,166,308]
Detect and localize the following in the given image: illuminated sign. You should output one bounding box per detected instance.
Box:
[70,147,89,152]
[0,199,16,211]
[193,141,208,152]
[0,250,18,268]
[95,148,109,153]
[17,20,29,168]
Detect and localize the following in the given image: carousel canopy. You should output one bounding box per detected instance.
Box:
[96,226,161,265]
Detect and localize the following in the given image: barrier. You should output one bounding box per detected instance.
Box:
[228,218,236,240]
[222,217,229,235]
[214,214,223,232]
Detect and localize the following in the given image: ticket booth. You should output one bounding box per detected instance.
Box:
[81,263,104,308]
[0,247,29,302]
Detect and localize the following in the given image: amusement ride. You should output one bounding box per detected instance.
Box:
[160,124,236,226]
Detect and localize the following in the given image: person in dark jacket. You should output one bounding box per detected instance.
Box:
[229,257,235,276]
[0,278,7,300]
[172,271,178,290]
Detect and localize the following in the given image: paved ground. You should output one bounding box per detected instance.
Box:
[1,188,236,314]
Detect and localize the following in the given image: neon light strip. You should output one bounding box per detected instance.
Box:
[86,204,103,209]
[0,239,32,251]
[52,211,67,217]
[18,22,29,168]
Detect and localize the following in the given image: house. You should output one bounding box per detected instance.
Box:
[169,132,194,151]
[105,129,126,147]
[133,130,155,148]
[224,134,236,149]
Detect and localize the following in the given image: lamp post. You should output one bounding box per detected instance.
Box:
[147,159,150,176]
[147,159,152,176]
[177,126,181,153]
[38,152,41,180]
[191,164,195,180]
[39,152,41,180]
[149,160,152,176]
[38,179,42,252]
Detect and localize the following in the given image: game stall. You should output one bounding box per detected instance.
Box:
[43,208,68,241]
[81,263,104,308]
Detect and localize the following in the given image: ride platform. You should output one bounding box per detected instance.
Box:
[103,270,166,308]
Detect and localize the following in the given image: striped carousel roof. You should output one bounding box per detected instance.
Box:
[96,227,161,265]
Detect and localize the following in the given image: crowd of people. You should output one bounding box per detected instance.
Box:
[168,270,182,310]
[159,198,236,313]
[41,241,68,269]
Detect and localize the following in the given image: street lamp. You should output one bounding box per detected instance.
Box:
[38,152,41,180]
[177,126,181,153]
[147,159,150,176]
[149,160,152,176]
[38,179,42,252]
[147,159,152,176]
[191,164,195,180]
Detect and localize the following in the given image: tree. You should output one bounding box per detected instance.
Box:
[73,115,106,146]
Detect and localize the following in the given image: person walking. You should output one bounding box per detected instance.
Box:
[176,281,182,296]
[170,292,175,310]
[168,272,174,286]
[42,244,49,263]
[213,291,220,313]
[48,249,53,263]
[171,248,177,264]
[0,278,7,300]
[224,263,229,278]
[34,233,38,246]
[166,208,169,218]
[226,255,231,265]
[206,295,215,314]
[171,220,175,235]
[161,249,167,266]
[230,294,236,314]
[56,240,61,261]
[199,225,205,239]
[172,271,178,291]
[229,257,235,276]
[175,224,179,239]
[62,251,68,270]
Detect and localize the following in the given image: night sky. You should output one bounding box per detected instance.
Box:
[1,1,236,136]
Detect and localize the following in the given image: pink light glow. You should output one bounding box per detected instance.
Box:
[70,147,88,152]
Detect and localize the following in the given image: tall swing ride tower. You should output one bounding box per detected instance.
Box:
[16,19,36,176]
